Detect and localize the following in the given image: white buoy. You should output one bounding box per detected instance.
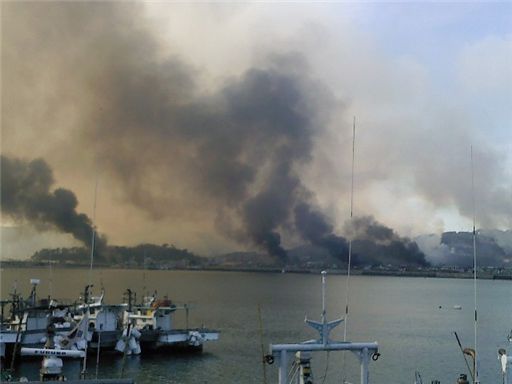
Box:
[498,349,512,384]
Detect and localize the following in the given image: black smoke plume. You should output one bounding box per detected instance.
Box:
[2,3,433,265]
[295,206,426,266]
[1,155,106,252]
[48,2,333,262]
[348,216,428,266]
[294,203,349,261]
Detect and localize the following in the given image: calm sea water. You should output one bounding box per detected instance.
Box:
[1,268,511,383]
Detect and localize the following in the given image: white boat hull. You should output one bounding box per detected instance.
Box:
[138,328,219,352]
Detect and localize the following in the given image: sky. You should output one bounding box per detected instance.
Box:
[1,2,511,259]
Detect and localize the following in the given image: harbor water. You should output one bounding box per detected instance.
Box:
[1,268,511,383]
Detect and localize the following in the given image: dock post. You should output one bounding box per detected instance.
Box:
[278,349,288,384]
[361,347,369,384]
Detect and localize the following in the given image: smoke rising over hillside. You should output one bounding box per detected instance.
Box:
[348,216,428,266]
[1,152,429,266]
[87,37,335,260]
[2,2,510,260]
[294,203,349,261]
[2,2,342,262]
[416,230,512,267]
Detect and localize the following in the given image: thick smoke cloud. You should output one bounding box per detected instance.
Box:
[2,2,333,261]
[4,2,500,264]
[92,54,330,261]
[294,205,428,266]
[347,216,428,266]
[0,2,335,262]
[294,203,349,261]
[1,155,106,252]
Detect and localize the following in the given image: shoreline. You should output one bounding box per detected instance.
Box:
[1,262,511,280]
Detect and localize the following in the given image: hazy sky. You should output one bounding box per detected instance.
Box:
[1,2,511,258]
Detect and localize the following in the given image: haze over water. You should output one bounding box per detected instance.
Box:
[2,268,511,383]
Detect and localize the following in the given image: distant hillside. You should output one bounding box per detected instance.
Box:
[30,243,204,268]
[416,229,512,267]
[209,245,337,269]
[211,251,275,267]
[212,240,428,269]
[287,244,338,266]
[23,228,512,269]
[481,229,512,254]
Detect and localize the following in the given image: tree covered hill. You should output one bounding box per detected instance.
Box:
[30,243,204,268]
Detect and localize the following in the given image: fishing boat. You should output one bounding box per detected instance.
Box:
[74,285,125,352]
[14,316,134,384]
[1,279,75,361]
[0,325,17,361]
[117,290,219,354]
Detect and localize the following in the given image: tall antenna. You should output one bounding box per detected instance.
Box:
[342,116,356,382]
[142,248,147,300]
[88,175,99,288]
[471,146,479,384]
[49,253,53,300]
[344,117,356,339]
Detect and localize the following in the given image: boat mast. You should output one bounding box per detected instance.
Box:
[471,146,479,384]
[82,175,98,378]
[342,116,356,382]
[344,116,356,341]
[88,176,99,289]
[49,253,53,301]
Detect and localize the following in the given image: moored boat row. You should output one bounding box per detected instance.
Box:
[0,278,219,364]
